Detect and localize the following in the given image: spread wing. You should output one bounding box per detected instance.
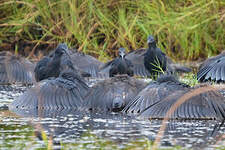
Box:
[70,52,104,78]
[139,89,225,120]
[9,78,84,110]
[83,76,146,112]
[197,57,225,82]
[123,81,185,115]
[125,49,151,77]
[123,83,166,115]
[10,105,79,118]
[199,51,225,70]
[83,82,114,111]
[98,59,113,77]
[0,53,35,84]
[167,63,192,73]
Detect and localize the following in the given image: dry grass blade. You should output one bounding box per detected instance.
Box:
[152,84,225,150]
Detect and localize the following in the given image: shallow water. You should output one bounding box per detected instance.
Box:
[1,82,225,149]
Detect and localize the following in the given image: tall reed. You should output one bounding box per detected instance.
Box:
[0,0,224,60]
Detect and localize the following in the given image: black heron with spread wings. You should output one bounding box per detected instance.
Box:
[10,43,89,110]
[123,75,225,120]
[82,75,147,112]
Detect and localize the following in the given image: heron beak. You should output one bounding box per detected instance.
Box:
[147,39,153,44]
[120,53,125,59]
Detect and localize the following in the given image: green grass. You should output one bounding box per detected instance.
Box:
[180,73,199,86]
[0,0,224,61]
[0,126,185,150]
[34,131,184,150]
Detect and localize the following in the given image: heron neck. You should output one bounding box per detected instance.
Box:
[148,43,156,50]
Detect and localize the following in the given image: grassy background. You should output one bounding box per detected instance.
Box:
[0,0,224,61]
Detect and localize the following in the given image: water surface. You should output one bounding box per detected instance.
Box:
[1,82,225,149]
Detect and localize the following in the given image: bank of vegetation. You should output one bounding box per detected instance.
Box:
[0,0,224,61]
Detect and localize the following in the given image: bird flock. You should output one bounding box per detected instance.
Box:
[1,35,225,120]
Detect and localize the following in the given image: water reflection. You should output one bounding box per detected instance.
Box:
[1,84,225,149]
[0,84,27,108]
[7,107,225,149]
